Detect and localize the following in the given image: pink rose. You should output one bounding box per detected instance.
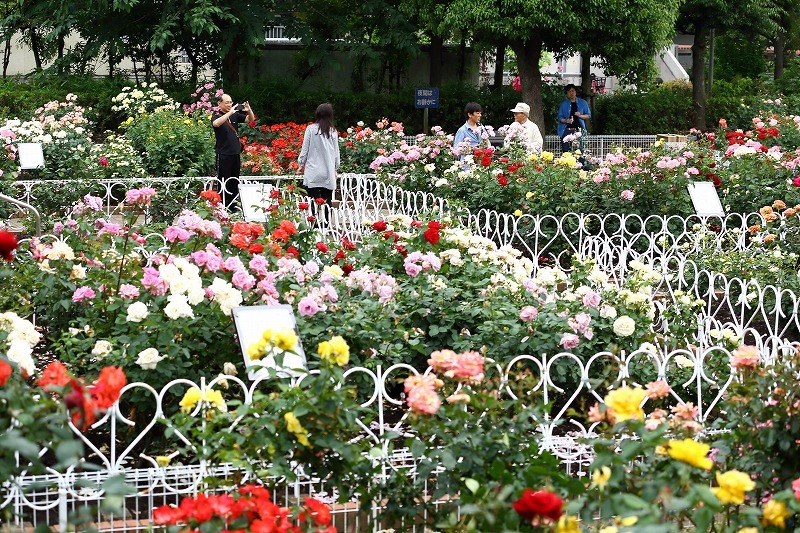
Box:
[118,284,140,299]
[297,296,321,317]
[407,385,441,415]
[791,478,800,501]
[730,345,760,369]
[645,379,671,400]
[519,305,539,322]
[559,333,580,350]
[72,286,96,302]
[620,189,635,200]
[582,291,601,308]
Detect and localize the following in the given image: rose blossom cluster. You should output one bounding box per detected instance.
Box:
[403,373,444,415]
[427,349,485,384]
[0,311,41,376]
[403,250,442,277]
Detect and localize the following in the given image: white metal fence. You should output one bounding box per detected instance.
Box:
[4,341,798,532]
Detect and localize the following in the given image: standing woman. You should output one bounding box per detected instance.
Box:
[298,103,340,205]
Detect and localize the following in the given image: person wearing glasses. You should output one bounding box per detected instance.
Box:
[453,102,487,157]
[212,93,255,209]
[508,102,543,152]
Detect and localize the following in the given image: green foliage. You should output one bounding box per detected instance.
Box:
[164,359,376,501]
[123,111,215,176]
[714,33,769,82]
[594,82,693,135]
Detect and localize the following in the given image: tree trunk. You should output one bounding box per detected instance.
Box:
[3,39,10,77]
[773,31,785,80]
[429,34,443,87]
[580,51,591,96]
[30,29,42,70]
[691,23,708,131]
[458,33,466,82]
[509,36,544,132]
[57,33,65,77]
[221,42,240,85]
[493,38,507,91]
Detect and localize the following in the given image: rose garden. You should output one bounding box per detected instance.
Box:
[0,81,800,533]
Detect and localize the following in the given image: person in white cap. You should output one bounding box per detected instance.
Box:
[508,102,543,152]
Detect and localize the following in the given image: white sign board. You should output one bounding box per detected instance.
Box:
[239,183,277,222]
[17,143,45,170]
[232,304,307,380]
[687,182,725,217]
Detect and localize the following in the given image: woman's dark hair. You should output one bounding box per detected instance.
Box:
[315,103,335,138]
[464,102,482,117]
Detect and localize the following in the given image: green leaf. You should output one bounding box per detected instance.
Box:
[464,478,480,494]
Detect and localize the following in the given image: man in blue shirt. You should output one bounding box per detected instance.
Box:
[557,84,591,154]
[453,102,486,157]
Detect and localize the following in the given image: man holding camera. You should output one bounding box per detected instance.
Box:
[212,93,255,209]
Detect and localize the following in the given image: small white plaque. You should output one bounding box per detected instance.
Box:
[17,143,45,170]
[239,183,277,222]
[232,304,308,380]
[687,181,725,217]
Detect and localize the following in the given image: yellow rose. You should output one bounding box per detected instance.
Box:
[514,209,523,216]
[711,470,755,505]
[604,386,647,422]
[274,328,298,352]
[762,499,791,529]
[527,153,539,162]
[179,386,202,412]
[318,335,350,366]
[284,412,310,447]
[591,466,611,491]
[541,151,554,162]
[525,191,534,199]
[155,456,171,467]
[737,529,759,533]
[203,388,227,412]
[667,438,713,470]
[555,515,580,533]
[599,528,618,533]
[618,516,638,527]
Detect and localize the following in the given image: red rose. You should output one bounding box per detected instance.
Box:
[269,189,280,199]
[500,157,509,163]
[286,246,299,258]
[316,242,329,253]
[342,237,356,251]
[248,121,257,128]
[497,175,508,186]
[481,155,492,167]
[372,220,388,231]
[37,361,71,389]
[508,165,519,173]
[248,243,265,254]
[0,230,19,261]
[342,263,354,275]
[307,215,316,222]
[513,489,563,523]
[298,202,310,210]
[410,220,423,228]
[423,227,440,245]
[91,366,127,410]
[315,197,327,205]
[334,250,346,262]
[394,244,407,256]
[0,361,11,386]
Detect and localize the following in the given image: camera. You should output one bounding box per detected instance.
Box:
[235,103,245,112]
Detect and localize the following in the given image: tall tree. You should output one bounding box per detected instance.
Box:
[444,0,679,129]
[677,0,778,130]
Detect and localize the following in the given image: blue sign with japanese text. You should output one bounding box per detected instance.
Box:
[415,87,439,109]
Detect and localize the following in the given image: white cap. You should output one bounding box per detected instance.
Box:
[510,102,530,115]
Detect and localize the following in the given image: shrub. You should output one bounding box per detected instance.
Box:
[123,111,215,177]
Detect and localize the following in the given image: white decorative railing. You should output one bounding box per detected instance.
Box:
[3,343,798,532]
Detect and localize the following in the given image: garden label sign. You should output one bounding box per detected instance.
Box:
[687,182,725,217]
[239,183,278,222]
[17,143,45,170]
[232,304,308,380]
[415,87,439,134]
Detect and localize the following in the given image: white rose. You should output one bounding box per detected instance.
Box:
[136,348,164,370]
[612,315,636,337]
[7,339,35,376]
[599,305,617,319]
[70,265,86,279]
[126,301,149,323]
[91,340,113,357]
[223,362,238,376]
[164,293,194,320]
[674,355,694,368]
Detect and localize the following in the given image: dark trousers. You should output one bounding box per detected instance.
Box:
[306,187,333,228]
[216,153,241,209]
